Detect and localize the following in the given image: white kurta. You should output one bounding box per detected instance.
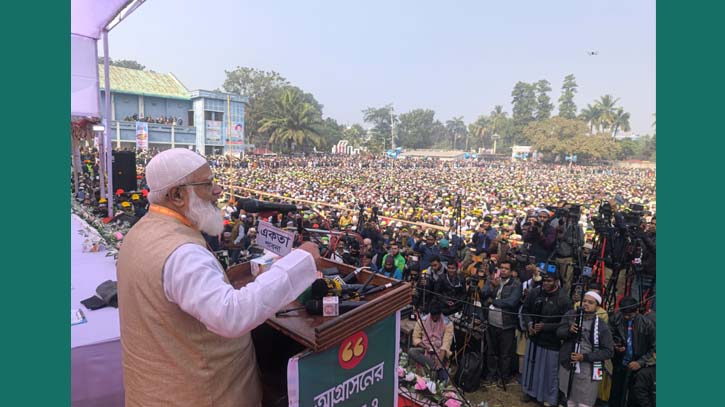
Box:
[163,245,315,338]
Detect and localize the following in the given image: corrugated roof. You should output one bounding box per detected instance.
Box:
[98,64,190,100]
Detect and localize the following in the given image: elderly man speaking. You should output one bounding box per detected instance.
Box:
[117,149,319,407]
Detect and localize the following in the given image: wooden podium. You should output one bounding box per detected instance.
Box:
[226,258,412,406]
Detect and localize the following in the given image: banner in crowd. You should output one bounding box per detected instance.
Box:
[287,312,399,407]
[205,120,222,143]
[135,121,148,151]
[226,122,246,155]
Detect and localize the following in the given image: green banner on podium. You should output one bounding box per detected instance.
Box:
[288,312,400,407]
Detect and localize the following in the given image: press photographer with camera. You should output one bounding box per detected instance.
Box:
[433,261,466,315]
[632,216,656,309]
[524,209,558,264]
[553,205,585,294]
[473,215,499,253]
[481,260,522,386]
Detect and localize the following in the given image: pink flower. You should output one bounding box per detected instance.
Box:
[414,377,427,391]
[445,398,462,407]
[397,367,405,378]
[114,232,124,240]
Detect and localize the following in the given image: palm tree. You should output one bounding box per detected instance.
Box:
[445,116,466,149]
[468,116,489,151]
[595,95,620,132]
[610,108,631,138]
[579,103,602,134]
[489,105,508,135]
[259,88,324,152]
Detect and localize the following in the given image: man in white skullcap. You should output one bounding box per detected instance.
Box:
[557,291,615,407]
[117,148,319,407]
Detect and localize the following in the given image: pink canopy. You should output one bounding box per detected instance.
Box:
[71,0,145,117]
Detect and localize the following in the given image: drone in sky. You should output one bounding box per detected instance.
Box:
[587,50,599,56]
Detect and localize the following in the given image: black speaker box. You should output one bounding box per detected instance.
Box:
[112,151,137,191]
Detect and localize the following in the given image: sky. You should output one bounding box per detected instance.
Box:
[104,0,656,135]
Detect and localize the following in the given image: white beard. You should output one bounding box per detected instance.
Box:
[186,189,224,236]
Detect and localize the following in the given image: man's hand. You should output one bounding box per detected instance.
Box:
[533,322,544,333]
[490,276,501,287]
[569,323,579,334]
[628,361,642,371]
[297,242,321,266]
[570,352,584,362]
[615,345,626,353]
[528,325,537,336]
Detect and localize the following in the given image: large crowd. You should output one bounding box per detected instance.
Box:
[72,150,656,407]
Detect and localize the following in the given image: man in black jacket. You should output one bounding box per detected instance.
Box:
[609,296,656,407]
[633,218,656,310]
[521,271,572,405]
[481,259,522,385]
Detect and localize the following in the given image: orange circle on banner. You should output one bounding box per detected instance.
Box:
[338,331,368,370]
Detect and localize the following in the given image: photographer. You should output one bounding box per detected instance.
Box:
[609,297,656,407]
[524,210,557,264]
[433,261,466,315]
[554,207,585,294]
[481,260,522,385]
[633,216,656,309]
[473,215,498,253]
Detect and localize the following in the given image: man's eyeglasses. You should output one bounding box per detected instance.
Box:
[178,180,215,190]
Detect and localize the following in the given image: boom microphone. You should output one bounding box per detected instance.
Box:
[359,280,404,297]
[237,198,298,213]
[305,299,367,315]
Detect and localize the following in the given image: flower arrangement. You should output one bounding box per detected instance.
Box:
[71,197,132,259]
[397,351,488,407]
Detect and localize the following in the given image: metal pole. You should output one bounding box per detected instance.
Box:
[390,106,395,150]
[103,30,114,217]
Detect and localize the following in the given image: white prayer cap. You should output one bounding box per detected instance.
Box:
[146,149,208,200]
[584,291,602,305]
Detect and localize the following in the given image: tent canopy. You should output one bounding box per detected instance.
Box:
[71,0,146,117]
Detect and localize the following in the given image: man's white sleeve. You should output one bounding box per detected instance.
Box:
[163,244,315,338]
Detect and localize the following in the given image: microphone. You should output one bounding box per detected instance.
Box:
[310,278,366,299]
[238,198,298,213]
[305,299,367,315]
[359,280,404,298]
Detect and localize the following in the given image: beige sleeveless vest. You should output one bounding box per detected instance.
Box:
[117,211,261,406]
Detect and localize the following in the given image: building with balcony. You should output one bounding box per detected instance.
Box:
[98,64,249,155]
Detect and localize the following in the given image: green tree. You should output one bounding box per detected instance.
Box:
[258,87,323,152]
[595,95,620,132]
[362,105,397,151]
[398,109,444,149]
[558,74,578,119]
[524,117,620,162]
[512,82,537,127]
[222,67,290,145]
[342,124,367,148]
[445,116,467,149]
[98,57,145,70]
[579,103,602,133]
[535,79,554,120]
[318,117,345,151]
[610,107,631,138]
[467,116,488,151]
